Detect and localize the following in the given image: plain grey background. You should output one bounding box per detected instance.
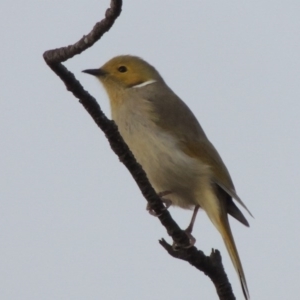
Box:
[1,1,300,299]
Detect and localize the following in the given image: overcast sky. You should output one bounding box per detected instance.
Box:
[1,1,300,299]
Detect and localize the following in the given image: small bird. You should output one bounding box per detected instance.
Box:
[83,55,252,299]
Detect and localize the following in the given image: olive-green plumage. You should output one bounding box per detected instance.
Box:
[83,55,252,299]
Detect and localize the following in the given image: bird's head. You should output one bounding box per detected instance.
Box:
[83,55,163,92]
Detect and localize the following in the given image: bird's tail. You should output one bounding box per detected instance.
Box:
[197,187,250,299]
[216,214,250,300]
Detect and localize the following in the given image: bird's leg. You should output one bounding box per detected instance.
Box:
[146,191,172,216]
[173,205,199,249]
[184,205,199,246]
[185,205,200,235]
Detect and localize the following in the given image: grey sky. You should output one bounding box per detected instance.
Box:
[1,1,300,299]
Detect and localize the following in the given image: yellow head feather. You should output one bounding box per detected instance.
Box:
[97,55,163,88]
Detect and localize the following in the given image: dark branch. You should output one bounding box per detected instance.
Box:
[43,0,122,64]
[43,1,236,299]
[160,239,236,300]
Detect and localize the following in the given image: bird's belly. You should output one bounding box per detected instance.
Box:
[116,117,211,209]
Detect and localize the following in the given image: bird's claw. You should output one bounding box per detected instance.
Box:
[172,230,196,250]
[146,191,172,217]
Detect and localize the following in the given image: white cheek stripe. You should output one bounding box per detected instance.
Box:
[132,79,156,88]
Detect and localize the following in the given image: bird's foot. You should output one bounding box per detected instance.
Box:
[146,191,172,217]
[172,229,196,250]
[172,205,199,249]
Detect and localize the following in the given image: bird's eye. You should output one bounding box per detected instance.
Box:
[118,66,127,73]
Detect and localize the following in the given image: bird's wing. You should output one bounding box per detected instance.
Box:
[143,83,252,217]
[180,138,253,218]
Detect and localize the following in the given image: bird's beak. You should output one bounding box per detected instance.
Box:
[82,68,107,77]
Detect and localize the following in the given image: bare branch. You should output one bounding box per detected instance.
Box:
[160,239,236,300]
[43,1,236,299]
[44,0,122,63]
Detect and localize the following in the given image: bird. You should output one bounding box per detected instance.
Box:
[83,55,252,299]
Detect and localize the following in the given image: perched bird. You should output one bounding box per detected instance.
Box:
[83,55,252,299]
